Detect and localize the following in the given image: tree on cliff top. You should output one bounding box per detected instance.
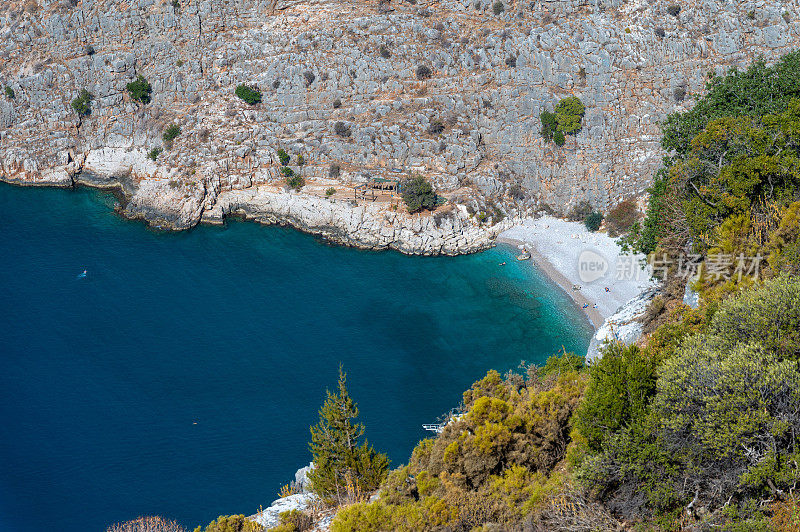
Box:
[307,366,389,505]
[401,175,437,213]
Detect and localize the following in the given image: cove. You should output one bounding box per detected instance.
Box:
[0,183,592,532]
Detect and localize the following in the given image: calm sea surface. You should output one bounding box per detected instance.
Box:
[0,183,591,531]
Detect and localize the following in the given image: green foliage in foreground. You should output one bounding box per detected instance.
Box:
[71,89,93,116]
[147,147,162,161]
[332,356,596,531]
[126,75,152,104]
[308,367,389,505]
[235,84,262,105]
[193,515,263,532]
[575,276,800,524]
[4,85,14,99]
[401,175,437,213]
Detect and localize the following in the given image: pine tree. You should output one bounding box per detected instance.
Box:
[307,366,389,505]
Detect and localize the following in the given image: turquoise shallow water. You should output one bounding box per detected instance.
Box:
[0,183,592,531]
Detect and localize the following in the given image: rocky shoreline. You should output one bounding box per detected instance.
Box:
[0,146,505,256]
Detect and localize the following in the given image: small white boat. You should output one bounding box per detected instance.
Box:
[516,252,531,261]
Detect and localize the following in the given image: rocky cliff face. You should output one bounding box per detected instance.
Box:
[1,0,798,251]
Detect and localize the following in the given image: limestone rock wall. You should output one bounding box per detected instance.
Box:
[1,0,798,249]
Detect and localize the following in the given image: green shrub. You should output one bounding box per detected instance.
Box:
[332,98,342,109]
[71,89,93,116]
[492,1,504,14]
[334,121,351,137]
[275,509,313,532]
[235,84,262,105]
[540,111,557,140]
[379,44,391,58]
[162,124,181,144]
[303,71,315,86]
[4,85,15,99]
[325,187,336,197]
[401,175,437,213]
[192,515,263,532]
[147,147,162,161]
[554,96,585,135]
[415,65,432,80]
[666,3,680,16]
[126,75,152,104]
[328,164,340,178]
[427,119,444,135]
[768,201,800,275]
[541,97,585,143]
[285,175,304,190]
[281,166,294,177]
[584,211,603,231]
[277,149,290,166]
[297,154,305,166]
[574,343,658,452]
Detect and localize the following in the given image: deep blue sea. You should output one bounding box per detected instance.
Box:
[0,183,591,532]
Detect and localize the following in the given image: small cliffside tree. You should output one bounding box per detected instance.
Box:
[401,175,437,213]
[307,366,389,505]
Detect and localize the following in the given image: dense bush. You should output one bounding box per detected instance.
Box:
[235,84,262,105]
[583,211,603,232]
[576,277,800,523]
[630,51,800,261]
[401,175,437,213]
[427,119,444,135]
[71,89,93,116]
[325,187,336,197]
[379,44,391,58]
[285,175,304,190]
[540,96,585,143]
[605,198,639,237]
[655,26,665,38]
[303,71,315,86]
[492,1,504,14]
[193,515,262,532]
[4,85,15,99]
[126,75,152,104]
[147,147,162,161]
[328,164,340,178]
[554,96,585,134]
[307,367,389,504]
[415,64,432,80]
[333,121,351,137]
[332,98,341,109]
[666,3,680,16]
[162,124,181,144]
[673,85,686,102]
